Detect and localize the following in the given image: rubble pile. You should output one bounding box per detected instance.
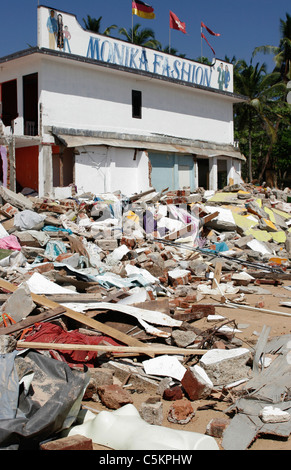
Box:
[0,182,291,450]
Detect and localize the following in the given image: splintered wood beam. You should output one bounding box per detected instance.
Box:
[200,211,219,226]
[16,341,208,356]
[0,279,153,356]
[212,261,222,289]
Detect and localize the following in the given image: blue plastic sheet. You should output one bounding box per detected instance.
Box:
[42,225,73,235]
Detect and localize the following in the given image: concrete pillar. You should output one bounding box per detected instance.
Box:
[209,157,217,191]
[38,144,53,197]
[227,158,234,185]
[194,158,198,190]
[233,159,242,184]
[174,154,179,189]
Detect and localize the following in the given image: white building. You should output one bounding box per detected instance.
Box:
[0,5,246,198]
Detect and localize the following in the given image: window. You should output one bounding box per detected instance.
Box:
[132,90,142,119]
[1,79,18,127]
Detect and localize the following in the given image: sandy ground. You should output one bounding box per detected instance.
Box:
[81,281,291,451]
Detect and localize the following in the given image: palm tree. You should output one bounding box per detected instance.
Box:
[253,13,291,83]
[83,15,117,36]
[196,56,212,65]
[157,45,186,58]
[234,59,286,182]
[119,23,161,49]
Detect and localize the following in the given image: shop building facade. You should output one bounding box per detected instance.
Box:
[0,5,246,198]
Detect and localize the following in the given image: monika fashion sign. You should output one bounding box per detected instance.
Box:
[86,36,216,88]
[37,6,233,93]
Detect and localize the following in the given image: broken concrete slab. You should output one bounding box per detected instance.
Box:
[199,348,252,386]
[171,329,197,348]
[0,186,34,211]
[259,406,290,423]
[143,355,186,381]
[0,283,36,323]
[140,397,163,425]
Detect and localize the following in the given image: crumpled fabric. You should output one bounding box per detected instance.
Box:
[0,235,21,251]
[44,240,67,260]
[23,322,123,368]
[42,225,73,235]
[14,210,46,231]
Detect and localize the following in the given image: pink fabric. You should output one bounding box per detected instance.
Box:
[0,235,21,251]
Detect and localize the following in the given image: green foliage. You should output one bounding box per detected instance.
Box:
[83,15,117,36]
[119,23,161,49]
[233,12,291,186]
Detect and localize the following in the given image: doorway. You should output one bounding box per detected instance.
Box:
[23,73,38,136]
[198,159,209,189]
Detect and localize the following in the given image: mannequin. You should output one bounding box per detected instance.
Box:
[65,404,219,450]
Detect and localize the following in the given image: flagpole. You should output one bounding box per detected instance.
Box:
[131,1,133,43]
[201,24,203,59]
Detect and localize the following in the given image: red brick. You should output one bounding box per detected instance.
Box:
[28,263,55,274]
[168,273,191,287]
[168,398,195,424]
[181,368,212,401]
[97,384,133,409]
[163,385,184,401]
[40,434,93,450]
[206,418,230,438]
[191,304,215,315]
[120,237,136,249]
[184,294,197,302]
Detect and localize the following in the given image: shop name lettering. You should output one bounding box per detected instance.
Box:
[87,37,213,87]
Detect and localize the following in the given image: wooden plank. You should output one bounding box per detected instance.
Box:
[163,222,197,241]
[247,271,291,280]
[174,304,215,321]
[212,261,222,289]
[44,293,103,303]
[0,279,153,355]
[16,341,207,356]
[200,211,219,226]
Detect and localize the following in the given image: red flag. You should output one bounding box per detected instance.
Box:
[201,21,220,37]
[201,32,216,55]
[169,11,187,34]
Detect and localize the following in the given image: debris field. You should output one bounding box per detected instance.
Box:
[1,182,291,450]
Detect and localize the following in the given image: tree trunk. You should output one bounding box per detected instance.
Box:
[258,120,280,183]
[248,116,252,182]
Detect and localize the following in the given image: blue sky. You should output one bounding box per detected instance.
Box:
[1,0,290,72]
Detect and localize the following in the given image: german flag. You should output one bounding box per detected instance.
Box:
[132,1,155,20]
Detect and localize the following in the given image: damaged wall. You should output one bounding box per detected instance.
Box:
[75,146,151,196]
